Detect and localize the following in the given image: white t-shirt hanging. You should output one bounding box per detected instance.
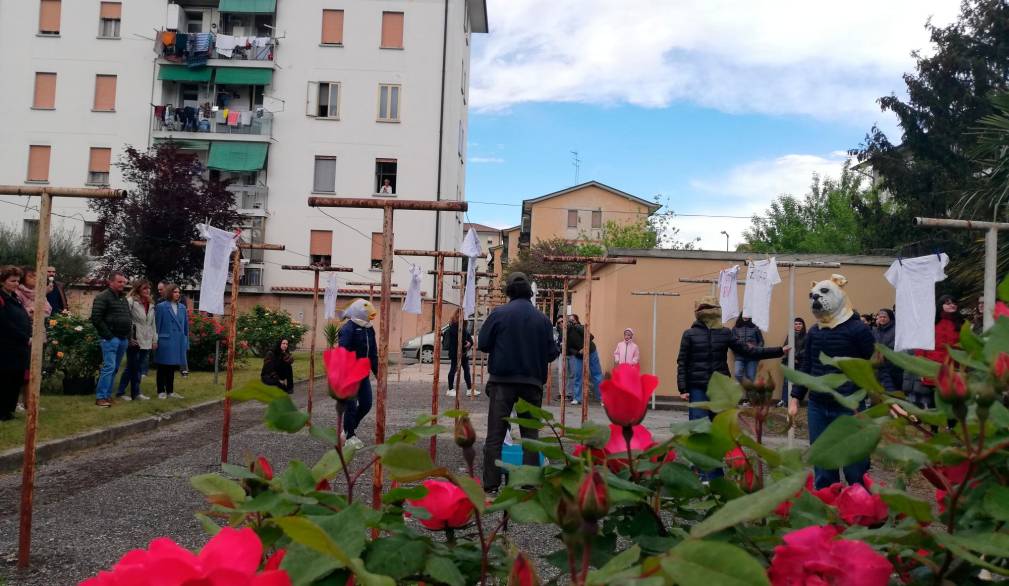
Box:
[742,258,781,332]
[403,265,423,315]
[718,265,741,324]
[460,227,482,319]
[324,274,339,320]
[885,253,948,351]
[196,224,237,315]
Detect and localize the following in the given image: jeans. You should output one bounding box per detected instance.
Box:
[482,382,543,489]
[95,337,128,400]
[807,400,870,489]
[116,347,150,398]
[343,377,373,439]
[448,354,472,391]
[570,352,603,402]
[734,358,758,383]
[688,388,722,480]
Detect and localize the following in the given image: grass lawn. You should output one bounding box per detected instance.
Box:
[0,352,323,453]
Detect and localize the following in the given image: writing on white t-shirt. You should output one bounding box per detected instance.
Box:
[885,253,948,351]
[743,258,781,332]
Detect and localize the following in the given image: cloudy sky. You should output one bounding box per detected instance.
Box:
[463,0,961,249]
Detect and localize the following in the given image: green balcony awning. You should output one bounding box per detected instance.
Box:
[154,138,210,151]
[207,142,268,172]
[158,65,212,82]
[218,0,276,13]
[214,67,273,86]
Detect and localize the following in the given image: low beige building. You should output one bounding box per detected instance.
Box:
[520,181,660,247]
[568,249,896,397]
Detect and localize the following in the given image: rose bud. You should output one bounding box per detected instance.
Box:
[454,415,477,448]
[253,456,274,480]
[507,552,540,586]
[577,468,609,522]
[556,497,582,535]
[994,352,1009,388]
[936,361,968,403]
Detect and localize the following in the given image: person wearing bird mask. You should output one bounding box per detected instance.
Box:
[337,299,379,450]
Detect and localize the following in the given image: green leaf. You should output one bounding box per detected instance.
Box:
[691,373,742,413]
[504,417,545,430]
[375,443,442,482]
[425,555,465,586]
[818,353,885,395]
[787,490,833,529]
[935,531,1009,558]
[999,273,1009,303]
[194,512,221,536]
[282,543,341,586]
[808,416,880,469]
[877,444,929,474]
[281,461,318,495]
[309,425,339,446]
[781,366,864,409]
[564,420,610,448]
[382,485,428,504]
[662,540,771,586]
[508,498,551,523]
[265,396,311,433]
[674,443,725,471]
[519,438,566,460]
[501,463,543,488]
[236,491,285,514]
[313,449,352,482]
[191,474,246,504]
[442,409,467,418]
[948,348,988,371]
[959,322,985,357]
[985,319,1009,362]
[515,398,553,421]
[660,463,705,499]
[877,487,933,522]
[737,434,783,467]
[876,344,939,378]
[365,537,427,580]
[275,516,353,566]
[587,545,641,585]
[984,485,1009,522]
[221,462,259,480]
[690,471,807,539]
[708,409,741,454]
[233,379,290,403]
[452,474,486,513]
[348,558,397,586]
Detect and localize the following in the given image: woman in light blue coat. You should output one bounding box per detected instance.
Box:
[154,284,189,399]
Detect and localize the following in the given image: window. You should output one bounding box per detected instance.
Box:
[370,232,384,270]
[310,230,332,266]
[88,147,112,185]
[239,267,263,287]
[321,9,344,45]
[567,209,578,229]
[378,84,400,121]
[312,156,336,193]
[591,210,602,229]
[23,220,39,241]
[375,159,397,194]
[93,75,117,111]
[27,145,51,182]
[39,0,60,34]
[185,11,203,34]
[98,2,121,38]
[33,72,56,109]
[316,82,340,118]
[380,12,404,49]
[83,221,106,256]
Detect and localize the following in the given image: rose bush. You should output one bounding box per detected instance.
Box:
[45,310,102,389]
[237,305,309,357]
[187,311,239,371]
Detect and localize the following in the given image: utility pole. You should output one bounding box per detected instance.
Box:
[630,291,680,409]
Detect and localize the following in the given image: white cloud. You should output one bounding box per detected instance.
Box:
[473,0,959,121]
[470,156,506,164]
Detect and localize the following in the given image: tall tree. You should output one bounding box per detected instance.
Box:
[0,225,91,285]
[91,143,240,286]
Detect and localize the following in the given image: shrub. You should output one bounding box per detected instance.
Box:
[237,305,308,357]
[187,312,242,372]
[46,311,103,382]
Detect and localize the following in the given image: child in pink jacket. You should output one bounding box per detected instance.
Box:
[613,328,640,365]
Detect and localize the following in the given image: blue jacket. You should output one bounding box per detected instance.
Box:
[478,298,559,386]
[791,314,879,406]
[154,301,189,366]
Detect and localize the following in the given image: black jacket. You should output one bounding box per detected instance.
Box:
[0,290,31,371]
[791,314,879,406]
[478,298,559,386]
[339,321,378,376]
[445,322,473,357]
[261,350,294,385]
[46,282,67,315]
[90,288,132,340]
[565,324,597,358]
[781,332,807,366]
[677,321,784,393]
[872,322,903,391]
[732,321,764,349]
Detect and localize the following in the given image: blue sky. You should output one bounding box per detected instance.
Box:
[463,0,961,249]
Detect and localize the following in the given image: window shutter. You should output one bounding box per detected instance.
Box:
[567,210,578,228]
[310,230,333,256]
[93,75,117,111]
[313,157,336,192]
[33,72,56,109]
[39,0,61,33]
[100,2,121,19]
[28,146,51,182]
[89,147,112,173]
[371,232,384,261]
[306,81,319,117]
[380,12,404,48]
[591,210,602,229]
[321,9,343,44]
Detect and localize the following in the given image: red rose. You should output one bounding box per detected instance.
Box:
[835,483,888,527]
[775,474,814,517]
[724,447,756,491]
[812,482,844,506]
[577,468,609,522]
[600,364,658,427]
[254,456,274,481]
[264,549,286,571]
[323,347,371,400]
[995,301,1009,321]
[993,352,1009,386]
[768,525,892,586]
[574,424,675,474]
[507,552,540,586]
[407,479,475,530]
[921,461,970,490]
[80,527,291,586]
[936,361,968,403]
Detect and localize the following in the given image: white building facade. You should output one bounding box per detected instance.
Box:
[0,0,487,302]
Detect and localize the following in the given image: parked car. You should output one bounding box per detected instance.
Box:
[400,323,475,364]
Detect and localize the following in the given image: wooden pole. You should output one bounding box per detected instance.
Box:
[0,185,125,569]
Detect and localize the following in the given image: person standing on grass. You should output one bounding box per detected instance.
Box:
[478,272,559,493]
[446,308,476,398]
[157,281,191,378]
[115,280,157,401]
[0,266,30,421]
[613,327,640,366]
[91,271,132,408]
[261,338,295,394]
[338,299,378,450]
[154,284,188,400]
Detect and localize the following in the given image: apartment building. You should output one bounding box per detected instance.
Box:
[0,0,488,306]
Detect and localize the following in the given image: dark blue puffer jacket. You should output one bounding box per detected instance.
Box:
[790,314,881,406]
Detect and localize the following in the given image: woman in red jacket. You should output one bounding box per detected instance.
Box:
[906,294,962,409]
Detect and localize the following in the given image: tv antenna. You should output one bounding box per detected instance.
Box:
[570,150,581,184]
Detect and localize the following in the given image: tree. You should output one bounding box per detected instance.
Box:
[504,238,585,292]
[0,225,91,285]
[91,143,240,286]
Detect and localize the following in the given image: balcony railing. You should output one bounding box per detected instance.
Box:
[227,184,268,211]
[152,106,273,138]
[157,30,275,64]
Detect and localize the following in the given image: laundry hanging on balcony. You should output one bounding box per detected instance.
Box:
[324,274,339,320]
[460,228,482,319]
[196,224,238,315]
[404,265,423,315]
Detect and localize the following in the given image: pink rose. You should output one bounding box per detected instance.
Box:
[80,527,291,586]
[323,347,371,400]
[600,364,658,427]
[407,479,475,530]
[574,424,674,474]
[835,483,889,527]
[768,525,892,586]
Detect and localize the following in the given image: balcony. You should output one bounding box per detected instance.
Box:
[152,106,273,140]
[228,184,269,215]
[157,2,277,65]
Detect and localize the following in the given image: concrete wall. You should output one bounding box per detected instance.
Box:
[569,251,896,397]
[529,184,651,244]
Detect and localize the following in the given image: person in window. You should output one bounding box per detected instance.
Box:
[0,266,31,421]
[379,178,394,195]
[154,284,189,400]
[261,338,295,394]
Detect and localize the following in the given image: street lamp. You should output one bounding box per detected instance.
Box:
[720,230,730,252]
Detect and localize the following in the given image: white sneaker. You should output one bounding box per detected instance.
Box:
[169,392,184,399]
[446,389,457,397]
[157,393,167,399]
[570,400,580,405]
[345,436,365,450]
[468,389,481,397]
[15,403,25,413]
[136,394,151,401]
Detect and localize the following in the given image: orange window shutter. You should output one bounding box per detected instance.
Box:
[371,232,384,260]
[39,0,60,33]
[310,230,333,256]
[28,146,51,182]
[94,75,117,111]
[100,2,121,19]
[321,10,344,44]
[381,12,404,48]
[33,73,56,109]
[89,147,112,173]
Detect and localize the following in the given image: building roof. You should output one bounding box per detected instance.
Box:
[464,222,501,234]
[606,248,896,267]
[522,181,662,214]
[467,0,489,33]
[271,286,423,298]
[503,225,521,234]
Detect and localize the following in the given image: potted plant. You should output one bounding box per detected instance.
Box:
[46,312,102,395]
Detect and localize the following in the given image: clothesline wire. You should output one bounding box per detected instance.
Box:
[465,199,757,220]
